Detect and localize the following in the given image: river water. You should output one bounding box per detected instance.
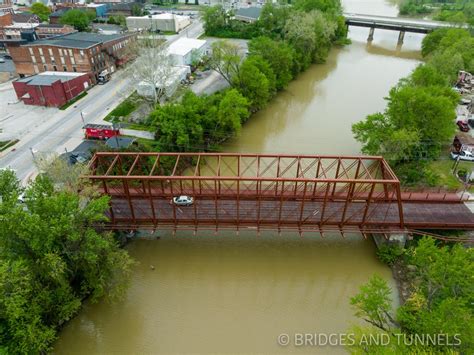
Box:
[54,1,423,353]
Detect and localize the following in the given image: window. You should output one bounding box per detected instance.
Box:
[48,48,53,56]
[53,65,57,71]
[68,49,73,57]
[71,57,75,65]
[80,50,84,58]
[60,57,65,64]
[63,66,67,72]
[91,57,94,64]
[43,65,47,71]
[59,49,63,56]
[39,48,43,55]
[72,67,77,72]
[31,56,36,63]
[40,56,45,63]
[33,65,39,74]
[28,47,33,55]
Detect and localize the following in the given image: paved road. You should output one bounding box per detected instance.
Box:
[0,20,204,183]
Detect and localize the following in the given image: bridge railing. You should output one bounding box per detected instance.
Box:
[400,187,471,202]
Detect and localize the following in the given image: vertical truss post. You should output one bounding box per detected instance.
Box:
[122,178,135,225]
[192,178,197,231]
[214,179,218,232]
[278,181,285,231]
[236,178,240,232]
[332,158,341,195]
[294,156,301,196]
[217,155,222,196]
[320,182,331,226]
[103,179,115,224]
[340,182,354,225]
[170,179,176,226]
[395,182,404,228]
[147,180,156,225]
[361,182,376,226]
[313,158,321,198]
[275,157,280,197]
[299,181,308,227]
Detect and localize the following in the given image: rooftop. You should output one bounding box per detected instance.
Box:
[37,24,72,28]
[235,7,262,20]
[105,136,137,149]
[26,32,129,49]
[16,71,86,86]
[128,13,189,20]
[167,37,206,56]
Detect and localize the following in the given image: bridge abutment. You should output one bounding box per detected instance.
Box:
[372,232,408,250]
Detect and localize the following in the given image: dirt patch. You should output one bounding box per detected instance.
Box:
[391,260,414,304]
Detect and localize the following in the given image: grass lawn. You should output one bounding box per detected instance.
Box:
[136,137,160,151]
[59,92,88,110]
[0,139,19,152]
[104,92,140,122]
[427,159,474,192]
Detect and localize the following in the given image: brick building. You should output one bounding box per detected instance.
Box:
[6,32,135,81]
[13,71,91,107]
[0,0,13,15]
[36,24,76,38]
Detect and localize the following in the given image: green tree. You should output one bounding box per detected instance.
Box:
[258,4,290,38]
[202,5,228,35]
[0,170,134,353]
[293,0,341,13]
[353,78,457,163]
[60,9,94,31]
[350,238,474,354]
[248,36,295,89]
[284,11,317,71]
[233,57,272,111]
[216,89,249,132]
[30,2,51,22]
[208,40,243,85]
[350,275,397,332]
[131,4,143,16]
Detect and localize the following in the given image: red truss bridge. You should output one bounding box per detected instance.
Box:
[85,152,474,237]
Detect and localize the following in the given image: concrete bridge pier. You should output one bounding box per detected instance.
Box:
[367,27,375,42]
[372,232,408,250]
[397,31,405,45]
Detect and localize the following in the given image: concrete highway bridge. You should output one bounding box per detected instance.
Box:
[344,13,468,44]
[85,152,474,240]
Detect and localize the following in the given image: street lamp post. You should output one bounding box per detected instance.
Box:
[80,111,86,126]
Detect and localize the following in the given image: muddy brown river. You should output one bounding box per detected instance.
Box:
[54,0,423,353]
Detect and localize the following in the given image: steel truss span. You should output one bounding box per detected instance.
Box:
[85,153,474,234]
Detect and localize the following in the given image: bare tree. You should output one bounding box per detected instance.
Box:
[208,40,243,85]
[127,36,176,104]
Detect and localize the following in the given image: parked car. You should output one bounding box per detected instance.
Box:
[171,195,194,206]
[457,120,470,132]
[451,150,474,162]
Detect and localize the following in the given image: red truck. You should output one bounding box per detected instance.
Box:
[84,124,120,140]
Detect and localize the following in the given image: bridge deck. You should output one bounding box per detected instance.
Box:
[108,197,474,231]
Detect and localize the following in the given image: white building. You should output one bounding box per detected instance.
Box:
[137,65,191,99]
[167,37,208,66]
[126,13,191,33]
